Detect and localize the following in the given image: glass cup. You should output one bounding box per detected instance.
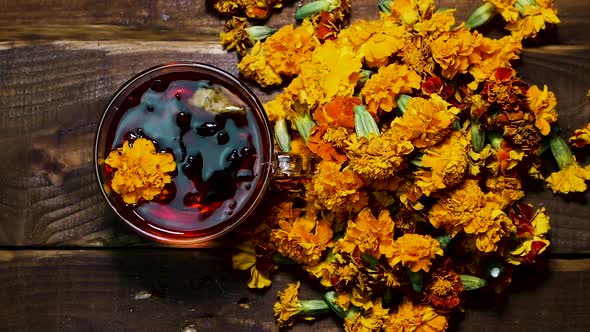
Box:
[95,62,311,247]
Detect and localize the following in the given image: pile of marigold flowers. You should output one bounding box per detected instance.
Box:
[219,0,588,330]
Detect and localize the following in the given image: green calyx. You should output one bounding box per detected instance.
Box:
[460,275,487,290]
[274,119,291,152]
[466,2,498,29]
[295,0,341,20]
[550,134,574,169]
[245,25,275,41]
[354,105,380,138]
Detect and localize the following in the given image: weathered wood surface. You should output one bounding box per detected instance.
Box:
[0,250,588,331]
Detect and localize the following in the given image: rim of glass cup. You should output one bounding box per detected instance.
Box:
[94,62,274,246]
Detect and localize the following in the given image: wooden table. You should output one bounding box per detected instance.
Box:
[1,0,589,331]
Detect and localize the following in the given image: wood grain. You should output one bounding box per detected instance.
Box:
[0,250,587,332]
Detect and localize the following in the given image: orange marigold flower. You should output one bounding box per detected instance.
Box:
[335,208,395,259]
[488,142,526,175]
[507,203,551,265]
[431,28,480,79]
[313,95,359,128]
[545,161,590,194]
[306,161,368,213]
[390,94,460,149]
[238,41,282,87]
[414,9,456,38]
[263,20,319,77]
[506,0,560,40]
[389,0,435,26]
[307,125,347,163]
[361,63,421,115]
[415,131,470,196]
[383,298,448,332]
[570,123,590,148]
[345,131,414,180]
[270,216,333,266]
[423,270,463,311]
[527,84,558,136]
[399,37,437,76]
[428,179,484,230]
[105,138,176,204]
[469,35,522,84]
[389,234,443,272]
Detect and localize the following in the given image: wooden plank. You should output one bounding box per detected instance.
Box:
[0,250,588,331]
[1,41,589,251]
[0,0,585,43]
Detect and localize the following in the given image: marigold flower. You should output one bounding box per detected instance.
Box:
[263,20,319,77]
[423,270,463,311]
[545,161,590,194]
[507,203,551,265]
[414,9,456,38]
[360,19,406,68]
[346,131,414,180]
[335,208,395,258]
[469,35,522,84]
[105,138,176,204]
[324,127,351,149]
[527,84,558,136]
[313,95,359,128]
[485,176,525,209]
[506,0,560,40]
[306,161,368,213]
[391,94,460,149]
[389,234,443,272]
[232,240,274,289]
[271,216,333,266]
[487,141,526,175]
[273,282,329,327]
[389,0,435,26]
[361,63,421,115]
[238,41,282,87]
[344,301,390,332]
[487,0,520,23]
[415,131,470,196]
[307,125,348,163]
[431,28,480,79]
[570,123,590,148]
[383,298,448,332]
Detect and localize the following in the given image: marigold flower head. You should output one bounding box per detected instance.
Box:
[428,179,484,232]
[527,84,558,136]
[263,93,294,122]
[357,18,406,68]
[469,35,522,84]
[545,161,590,194]
[570,122,590,148]
[486,0,520,23]
[271,216,333,266]
[389,0,435,26]
[232,240,273,289]
[415,131,470,196]
[506,0,560,40]
[263,20,319,77]
[389,234,443,272]
[431,28,481,79]
[307,125,347,163]
[323,126,351,149]
[485,176,525,209]
[391,94,460,149]
[508,203,551,265]
[313,95,359,129]
[344,301,390,332]
[273,282,310,327]
[105,138,176,204]
[424,269,463,311]
[335,208,395,259]
[361,63,421,116]
[414,9,456,38]
[383,298,448,332]
[345,131,414,180]
[306,161,368,213]
[238,41,282,87]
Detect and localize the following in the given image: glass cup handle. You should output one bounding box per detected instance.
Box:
[271,152,317,179]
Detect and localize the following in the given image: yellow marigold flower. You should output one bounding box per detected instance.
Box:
[105,138,176,204]
[431,28,481,79]
[545,161,590,194]
[389,234,443,272]
[390,0,435,26]
[345,131,414,180]
[263,20,319,77]
[399,37,437,75]
[306,160,368,213]
[506,0,560,40]
[263,93,294,122]
[232,240,273,289]
[570,122,590,148]
[344,301,391,332]
[467,201,513,253]
[359,19,406,68]
[469,35,521,84]
[286,41,362,108]
[361,63,421,115]
[304,259,334,288]
[324,126,350,149]
[390,94,460,149]
[487,0,520,23]
[527,84,558,136]
[428,179,484,231]
[415,131,470,196]
[485,176,525,209]
[414,9,456,38]
[335,208,395,258]
[273,282,316,328]
[383,298,448,332]
[238,41,282,87]
[271,216,333,266]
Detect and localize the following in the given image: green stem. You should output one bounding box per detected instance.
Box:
[300,299,331,315]
[274,119,291,152]
[323,291,360,319]
[466,2,498,29]
[550,135,574,169]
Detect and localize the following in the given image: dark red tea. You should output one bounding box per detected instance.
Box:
[101,69,271,240]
